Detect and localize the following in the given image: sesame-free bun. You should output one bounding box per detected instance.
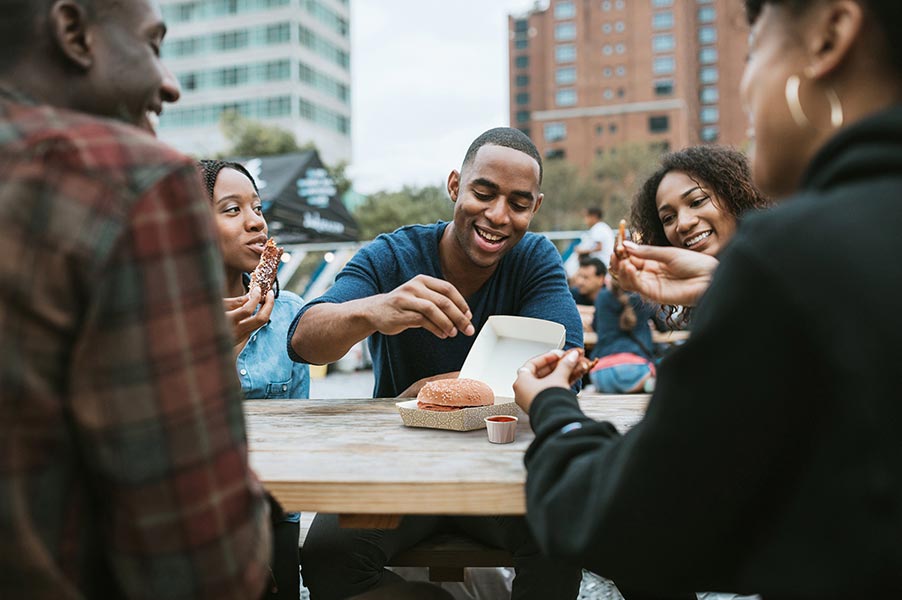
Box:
[416,378,494,411]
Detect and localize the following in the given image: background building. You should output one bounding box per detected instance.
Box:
[509,0,750,170]
[158,0,351,164]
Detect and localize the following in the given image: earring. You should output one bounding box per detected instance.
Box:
[785,74,844,130]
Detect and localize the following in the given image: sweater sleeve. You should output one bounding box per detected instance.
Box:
[524,240,811,594]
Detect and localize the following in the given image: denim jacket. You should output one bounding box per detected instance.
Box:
[237,290,310,399]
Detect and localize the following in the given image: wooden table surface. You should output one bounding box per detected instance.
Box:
[246,394,649,519]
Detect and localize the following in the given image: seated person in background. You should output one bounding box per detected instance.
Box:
[588,280,657,394]
[570,256,607,306]
[625,145,769,326]
[289,127,584,600]
[199,159,308,599]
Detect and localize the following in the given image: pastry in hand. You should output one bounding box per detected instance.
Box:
[249,238,283,298]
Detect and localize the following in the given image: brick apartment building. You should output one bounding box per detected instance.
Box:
[508,0,751,171]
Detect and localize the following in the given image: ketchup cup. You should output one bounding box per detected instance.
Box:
[484,415,518,444]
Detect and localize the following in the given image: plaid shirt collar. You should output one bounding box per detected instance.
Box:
[0,83,38,106]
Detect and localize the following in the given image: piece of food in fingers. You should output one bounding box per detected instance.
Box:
[416,378,494,411]
[249,238,283,297]
[615,219,628,259]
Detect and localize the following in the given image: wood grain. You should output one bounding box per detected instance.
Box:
[246,395,648,515]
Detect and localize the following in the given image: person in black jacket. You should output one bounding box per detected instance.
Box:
[513,1,902,598]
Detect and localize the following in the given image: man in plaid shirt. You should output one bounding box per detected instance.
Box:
[0,1,271,597]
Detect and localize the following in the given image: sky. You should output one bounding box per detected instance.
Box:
[347,1,540,194]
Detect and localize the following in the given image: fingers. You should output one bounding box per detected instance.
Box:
[223,295,248,311]
[419,277,474,336]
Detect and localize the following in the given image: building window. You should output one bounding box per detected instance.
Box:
[700,86,719,104]
[616,65,626,76]
[602,0,612,11]
[555,44,576,63]
[617,87,625,97]
[595,124,604,135]
[602,23,613,34]
[654,79,674,96]
[515,55,529,68]
[603,88,614,100]
[653,0,673,6]
[615,21,625,32]
[519,128,531,138]
[615,43,625,54]
[555,22,576,41]
[700,47,718,64]
[516,110,530,123]
[546,148,566,159]
[615,0,624,8]
[556,88,577,106]
[653,11,674,30]
[603,44,613,56]
[699,26,717,44]
[603,67,612,77]
[702,126,719,141]
[555,67,576,84]
[609,123,618,133]
[649,115,670,133]
[653,56,675,75]
[516,92,530,105]
[516,74,530,87]
[555,1,576,18]
[514,19,528,33]
[700,66,719,83]
[653,34,675,52]
[700,107,720,123]
[515,39,528,50]
[698,7,716,22]
[545,122,567,141]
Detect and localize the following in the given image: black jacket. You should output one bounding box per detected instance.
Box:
[524,106,902,598]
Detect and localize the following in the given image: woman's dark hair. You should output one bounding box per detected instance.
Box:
[630,145,769,248]
[745,1,902,74]
[196,159,259,201]
[629,145,769,327]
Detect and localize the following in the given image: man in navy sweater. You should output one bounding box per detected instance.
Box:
[289,127,583,600]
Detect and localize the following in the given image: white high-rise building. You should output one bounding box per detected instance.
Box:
[157,0,351,164]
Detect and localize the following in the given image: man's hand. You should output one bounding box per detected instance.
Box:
[609,241,719,307]
[364,274,475,339]
[224,287,274,350]
[396,371,461,398]
[513,349,585,413]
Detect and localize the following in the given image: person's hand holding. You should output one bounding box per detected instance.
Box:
[514,349,586,414]
[610,241,719,307]
[364,274,475,339]
[224,287,275,350]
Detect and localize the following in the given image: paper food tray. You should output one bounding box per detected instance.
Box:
[396,399,521,432]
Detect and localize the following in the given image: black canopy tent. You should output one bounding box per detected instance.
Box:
[231,150,359,243]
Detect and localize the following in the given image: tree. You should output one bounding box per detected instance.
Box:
[354,185,452,240]
[219,111,314,157]
[592,143,665,224]
[529,158,604,232]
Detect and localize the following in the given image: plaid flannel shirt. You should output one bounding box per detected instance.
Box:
[0,89,271,599]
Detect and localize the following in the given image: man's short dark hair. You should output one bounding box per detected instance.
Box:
[461,127,543,185]
[579,256,607,277]
[586,207,603,219]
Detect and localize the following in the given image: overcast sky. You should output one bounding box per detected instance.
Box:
[348,1,540,194]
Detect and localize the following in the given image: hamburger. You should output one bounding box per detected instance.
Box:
[416,378,494,412]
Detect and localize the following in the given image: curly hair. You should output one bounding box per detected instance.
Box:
[629,145,769,248]
[629,146,770,326]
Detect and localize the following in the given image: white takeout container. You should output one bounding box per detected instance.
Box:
[396,316,566,431]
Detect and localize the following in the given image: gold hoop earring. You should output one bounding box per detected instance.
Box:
[785,74,844,130]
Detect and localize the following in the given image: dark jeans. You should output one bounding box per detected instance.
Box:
[301,514,582,600]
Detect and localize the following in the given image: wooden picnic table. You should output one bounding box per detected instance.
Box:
[583,328,689,349]
[246,394,649,527]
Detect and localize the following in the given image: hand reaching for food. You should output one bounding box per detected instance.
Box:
[513,349,597,413]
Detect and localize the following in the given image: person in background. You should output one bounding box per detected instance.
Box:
[290,127,584,600]
[570,256,607,306]
[575,207,615,267]
[515,0,902,597]
[0,1,271,598]
[198,159,310,600]
[626,145,770,327]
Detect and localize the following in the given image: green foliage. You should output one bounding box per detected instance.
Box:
[593,143,665,224]
[530,159,604,232]
[219,111,314,157]
[354,185,452,240]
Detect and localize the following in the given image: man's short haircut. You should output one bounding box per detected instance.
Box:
[586,207,603,219]
[461,127,543,185]
[579,256,607,277]
[1,0,103,71]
